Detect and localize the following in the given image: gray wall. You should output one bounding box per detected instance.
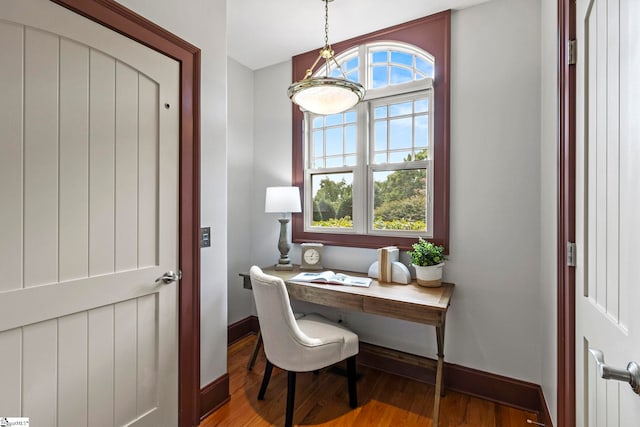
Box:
[445,0,541,380]
[230,0,550,388]
[540,0,559,422]
[227,57,255,324]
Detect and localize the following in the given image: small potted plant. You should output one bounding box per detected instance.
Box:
[408,237,447,287]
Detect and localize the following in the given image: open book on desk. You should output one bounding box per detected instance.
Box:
[290,271,372,288]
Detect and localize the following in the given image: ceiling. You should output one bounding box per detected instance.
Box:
[227,0,491,71]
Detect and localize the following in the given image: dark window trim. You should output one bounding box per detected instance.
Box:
[291,10,451,251]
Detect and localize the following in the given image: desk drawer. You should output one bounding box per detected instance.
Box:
[363,298,444,325]
[285,283,364,312]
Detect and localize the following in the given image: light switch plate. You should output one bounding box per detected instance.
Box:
[200,227,211,248]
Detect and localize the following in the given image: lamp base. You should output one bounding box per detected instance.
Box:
[274,263,294,271]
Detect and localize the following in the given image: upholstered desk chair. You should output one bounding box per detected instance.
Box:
[249,266,359,427]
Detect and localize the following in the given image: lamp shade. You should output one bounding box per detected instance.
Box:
[265,186,301,214]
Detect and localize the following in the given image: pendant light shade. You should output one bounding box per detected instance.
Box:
[288,0,365,115]
[288,77,364,115]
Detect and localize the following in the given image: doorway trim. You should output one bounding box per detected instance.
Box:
[557,0,576,425]
[49,1,202,426]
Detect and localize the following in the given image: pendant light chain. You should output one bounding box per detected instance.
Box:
[324,0,329,48]
[287,0,365,115]
[324,0,330,75]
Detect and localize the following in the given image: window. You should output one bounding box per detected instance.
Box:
[307,50,433,235]
[292,11,450,250]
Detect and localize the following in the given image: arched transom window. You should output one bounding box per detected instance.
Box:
[323,42,435,90]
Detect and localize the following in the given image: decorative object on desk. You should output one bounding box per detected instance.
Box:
[367,261,411,285]
[367,262,378,278]
[390,262,411,284]
[300,242,324,270]
[408,237,447,287]
[287,0,365,115]
[265,186,301,271]
[377,246,399,283]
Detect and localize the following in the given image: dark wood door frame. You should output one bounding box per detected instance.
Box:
[49,1,202,426]
[557,0,576,426]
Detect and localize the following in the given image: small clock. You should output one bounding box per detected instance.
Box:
[300,243,324,270]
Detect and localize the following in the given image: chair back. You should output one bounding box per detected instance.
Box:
[249,266,327,369]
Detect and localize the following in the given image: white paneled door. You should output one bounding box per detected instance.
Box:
[0,0,180,425]
[575,0,640,425]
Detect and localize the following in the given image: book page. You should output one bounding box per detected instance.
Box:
[290,271,372,287]
[290,271,336,282]
[331,274,372,287]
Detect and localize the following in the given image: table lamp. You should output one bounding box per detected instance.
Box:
[265,186,301,270]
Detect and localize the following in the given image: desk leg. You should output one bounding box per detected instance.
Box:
[247,331,263,371]
[433,320,446,427]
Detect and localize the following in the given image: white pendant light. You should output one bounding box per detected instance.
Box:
[287,0,365,115]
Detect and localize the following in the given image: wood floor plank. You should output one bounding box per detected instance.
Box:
[202,335,539,426]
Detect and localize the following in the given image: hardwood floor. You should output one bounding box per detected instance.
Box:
[201,335,539,426]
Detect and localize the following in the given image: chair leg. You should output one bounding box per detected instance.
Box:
[247,331,263,371]
[258,359,273,400]
[285,371,296,427]
[347,356,358,408]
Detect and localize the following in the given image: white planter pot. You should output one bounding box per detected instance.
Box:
[412,263,445,287]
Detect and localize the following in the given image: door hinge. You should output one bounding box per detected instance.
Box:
[568,39,577,65]
[567,241,577,267]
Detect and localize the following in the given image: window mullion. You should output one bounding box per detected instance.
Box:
[303,114,313,230]
[349,45,367,235]
[358,44,367,94]
[350,102,367,235]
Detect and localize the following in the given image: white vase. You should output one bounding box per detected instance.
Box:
[412,263,445,287]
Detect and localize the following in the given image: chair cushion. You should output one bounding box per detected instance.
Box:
[295,313,359,366]
[265,312,357,372]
